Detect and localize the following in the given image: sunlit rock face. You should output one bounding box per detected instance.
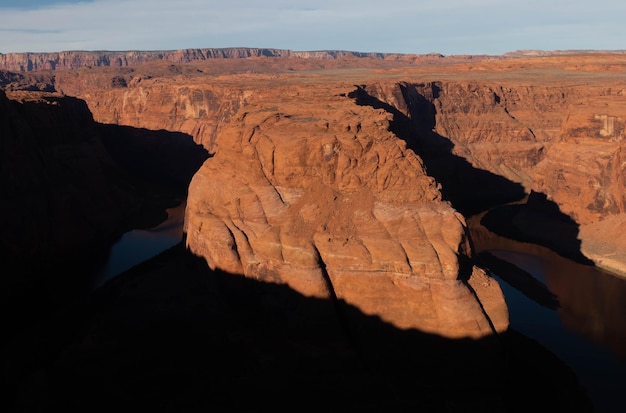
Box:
[357,77,626,275]
[184,84,509,339]
[11,50,626,336]
[5,51,626,276]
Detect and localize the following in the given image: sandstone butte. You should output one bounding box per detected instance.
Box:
[2,48,623,411]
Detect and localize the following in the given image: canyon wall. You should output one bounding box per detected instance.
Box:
[49,62,625,220]
[57,65,626,255]
[0,90,144,264]
[3,52,625,338]
[0,48,457,72]
[182,83,508,339]
[353,79,626,274]
[0,87,207,340]
[4,51,617,412]
[0,89,149,336]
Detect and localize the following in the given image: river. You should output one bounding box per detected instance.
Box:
[89,201,187,291]
[91,203,626,412]
[468,212,626,413]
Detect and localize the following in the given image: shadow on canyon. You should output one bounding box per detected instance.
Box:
[95,123,210,197]
[348,84,595,267]
[1,94,209,343]
[2,241,594,413]
[476,251,560,310]
[0,88,597,411]
[480,191,595,265]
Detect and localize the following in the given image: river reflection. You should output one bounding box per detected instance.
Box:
[468,213,626,413]
[89,201,186,290]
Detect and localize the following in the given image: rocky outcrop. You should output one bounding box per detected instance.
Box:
[3,51,616,412]
[352,78,626,275]
[183,83,509,339]
[14,50,623,288]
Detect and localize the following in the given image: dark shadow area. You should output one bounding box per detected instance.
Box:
[96,123,210,200]
[0,70,56,92]
[347,83,594,270]
[0,91,209,345]
[467,206,626,411]
[348,84,526,217]
[476,251,560,310]
[0,84,603,411]
[480,191,595,265]
[1,241,594,413]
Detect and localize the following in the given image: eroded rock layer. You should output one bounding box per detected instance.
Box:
[337,69,626,275]
[44,57,626,263]
[4,50,621,412]
[3,51,626,338]
[0,48,484,72]
[182,84,508,338]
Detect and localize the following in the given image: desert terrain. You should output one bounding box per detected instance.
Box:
[2,48,624,411]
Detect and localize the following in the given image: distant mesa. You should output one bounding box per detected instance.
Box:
[0,47,458,72]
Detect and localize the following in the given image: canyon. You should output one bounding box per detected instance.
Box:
[2,48,624,411]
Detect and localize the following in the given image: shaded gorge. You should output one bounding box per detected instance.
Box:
[89,201,186,291]
[468,211,626,413]
[88,196,626,413]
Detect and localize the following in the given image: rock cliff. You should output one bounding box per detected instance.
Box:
[2,50,613,412]
[17,52,625,277]
[1,53,516,339]
[336,71,626,275]
[0,90,142,263]
[0,48,482,72]
[5,51,622,331]
[182,84,508,338]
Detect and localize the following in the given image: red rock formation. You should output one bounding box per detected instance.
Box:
[531,95,626,273]
[182,85,508,338]
[0,48,488,72]
[4,50,626,337]
[10,50,626,412]
[342,65,626,276]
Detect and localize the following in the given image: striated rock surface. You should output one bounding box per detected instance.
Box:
[0,47,487,72]
[333,62,626,275]
[531,95,626,274]
[4,50,619,412]
[9,51,623,284]
[183,84,508,338]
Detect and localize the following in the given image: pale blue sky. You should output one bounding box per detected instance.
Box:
[1,0,625,55]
